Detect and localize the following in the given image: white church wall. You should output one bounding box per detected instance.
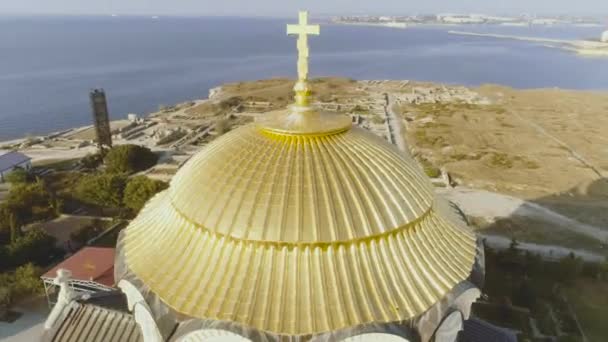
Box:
[176,329,252,342]
[433,311,464,342]
[118,279,147,311]
[134,302,164,342]
[340,333,410,342]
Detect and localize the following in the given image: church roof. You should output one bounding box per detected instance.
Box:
[45,301,142,342]
[121,121,477,335]
[42,247,115,287]
[168,124,433,243]
[118,11,477,337]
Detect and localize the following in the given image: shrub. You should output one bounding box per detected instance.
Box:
[418,158,441,178]
[0,286,11,318]
[0,248,9,273]
[69,219,106,245]
[11,263,44,297]
[5,229,57,270]
[79,153,103,170]
[558,253,583,283]
[123,176,168,212]
[75,173,127,207]
[4,167,32,185]
[104,145,158,174]
[218,96,243,110]
[488,152,514,169]
[0,263,44,315]
[0,181,56,229]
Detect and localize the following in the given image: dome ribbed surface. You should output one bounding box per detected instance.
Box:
[168,125,433,243]
[121,117,477,336]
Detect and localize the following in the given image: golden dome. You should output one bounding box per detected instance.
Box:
[121,109,477,336]
[168,123,432,243]
[120,11,476,337]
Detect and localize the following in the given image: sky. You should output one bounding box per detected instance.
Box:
[1,0,607,17]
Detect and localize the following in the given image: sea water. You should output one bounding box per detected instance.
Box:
[0,15,607,140]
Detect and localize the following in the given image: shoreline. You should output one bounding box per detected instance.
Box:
[449,30,608,56]
[0,77,606,261]
[2,80,608,147]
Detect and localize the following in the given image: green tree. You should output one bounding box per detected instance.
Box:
[11,263,44,297]
[509,237,519,252]
[0,263,44,317]
[6,229,57,269]
[79,153,103,170]
[0,181,56,230]
[512,278,536,308]
[4,167,32,185]
[123,176,168,212]
[524,251,542,274]
[0,248,9,273]
[0,286,11,320]
[559,252,583,283]
[69,219,105,245]
[103,145,158,174]
[75,173,127,207]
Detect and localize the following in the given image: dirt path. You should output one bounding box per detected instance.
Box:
[512,110,605,179]
[384,93,408,152]
[22,146,96,164]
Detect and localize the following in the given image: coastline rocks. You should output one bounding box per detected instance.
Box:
[208,86,223,99]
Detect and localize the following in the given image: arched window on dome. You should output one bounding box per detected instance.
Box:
[176,329,252,342]
[340,333,410,342]
[432,310,464,342]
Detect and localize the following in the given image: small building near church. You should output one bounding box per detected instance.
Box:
[41,247,115,306]
[0,150,31,183]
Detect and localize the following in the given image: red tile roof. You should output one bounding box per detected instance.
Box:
[43,247,115,287]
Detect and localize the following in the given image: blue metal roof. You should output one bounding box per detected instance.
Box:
[461,318,518,342]
[0,151,31,173]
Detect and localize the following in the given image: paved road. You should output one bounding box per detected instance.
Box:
[0,297,48,342]
[440,187,608,243]
[482,234,606,263]
[383,93,408,152]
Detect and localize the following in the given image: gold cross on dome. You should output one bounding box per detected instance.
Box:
[287,11,320,81]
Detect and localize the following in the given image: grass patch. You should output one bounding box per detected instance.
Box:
[488,152,514,169]
[33,158,79,171]
[420,121,450,129]
[483,153,541,170]
[490,105,507,114]
[413,129,447,148]
[418,158,441,178]
[450,152,484,161]
[523,160,541,169]
[43,171,83,196]
[565,281,608,342]
[90,221,128,247]
[370,114,385,124]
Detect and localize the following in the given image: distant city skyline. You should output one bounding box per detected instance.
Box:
[1,0,608,17]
